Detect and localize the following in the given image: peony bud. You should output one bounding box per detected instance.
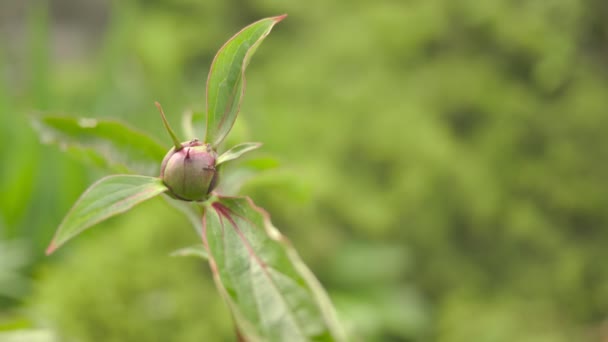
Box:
[160,139,218,201]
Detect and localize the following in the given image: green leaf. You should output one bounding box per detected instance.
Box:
[203,196,347,342]
[217,142,263,166]
[205,15,286,147]
[170,244,209,260]
[31,116,167,175]
[46,175,168,255]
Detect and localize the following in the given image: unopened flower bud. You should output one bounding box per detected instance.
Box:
[160,139,218,201]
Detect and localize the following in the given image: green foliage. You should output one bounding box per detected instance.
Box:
[46,176,168,254]
[205,15,286,147]
[30,13,346,341]
[180,110,205,141]
[31,116,166,175]
[2,0,608,341]
[0,240,30,299]
[32,199,233,342]
[204,197,346,341]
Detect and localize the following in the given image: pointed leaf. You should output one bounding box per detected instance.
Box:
[202,196,347,341]
[46,175,168,254]
[31,116,167,175]
[205,15,286,146]
[155,101,182,150]
[217,142,262,166]
[170,244,209,260]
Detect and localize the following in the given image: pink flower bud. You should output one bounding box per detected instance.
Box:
[160,139,218,201]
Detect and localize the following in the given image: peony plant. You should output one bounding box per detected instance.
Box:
[35,15,346,342]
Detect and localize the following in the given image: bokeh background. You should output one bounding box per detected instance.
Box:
[1,0,608,341]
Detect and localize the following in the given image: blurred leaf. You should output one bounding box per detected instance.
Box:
[0,131,39,232]
[239,156,281,171]
[59,145,130,173]
[27,0,50,109]
[46,175,168,255]
[0,240,30,299]
[205,15,286,147]
[0,316,32,332]
[217,142,262,165]
[182,110,205,140]
[0,330,57,342]
[162,195,204,237]
[239,170,312,204]
[334,287,429,340]
[31,116,166,175]
[203,196,347,341]
[216,156,281,196]
[170,244,208,260]
[327,242,410,288]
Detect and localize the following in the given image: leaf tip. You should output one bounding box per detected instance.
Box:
[273,14,288,23]
[45,241,58,255]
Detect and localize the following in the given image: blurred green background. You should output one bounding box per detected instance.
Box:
[1,0,608,341]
